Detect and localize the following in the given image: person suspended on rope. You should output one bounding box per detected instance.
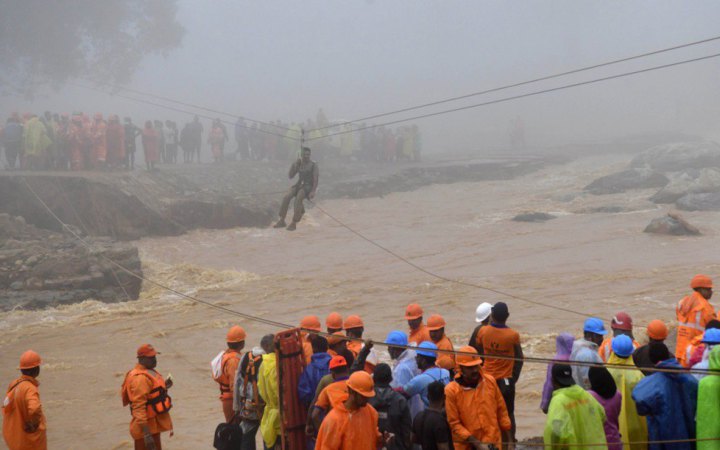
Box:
[274,146,319,231]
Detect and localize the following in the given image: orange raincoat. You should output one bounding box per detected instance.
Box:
[315,392,382,450]
[121,364,173,441]
[2,376,46,450]
[409,324,431,346]
[676,292,716,366]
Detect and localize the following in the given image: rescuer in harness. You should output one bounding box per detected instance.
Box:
[273,146,319,231]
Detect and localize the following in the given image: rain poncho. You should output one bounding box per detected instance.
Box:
[390,349,421,417]
[541,333,575,412]
[22,117,52,157]
[258,352,280,447]
[570,339,603,390]
[697,346,720,450]
[543,384,607,450]
[607,353,648,450]
[298,352,331,407]
[691,343,719,381]
[632,358,698,450]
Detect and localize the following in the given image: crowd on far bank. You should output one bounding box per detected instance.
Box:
[0,108,422,172]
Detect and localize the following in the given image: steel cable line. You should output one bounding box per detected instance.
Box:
[308,34,720,133]
[306,51,720,142]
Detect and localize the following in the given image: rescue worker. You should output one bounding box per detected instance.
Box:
[675,274,716,366]
[696,346,720,450]
[326,312,344,334]
[606,335,647,450]
[106,115,125,168]
[344,315,364,358]
[2,115,23,169]
[300,315,322,365]
[141,121,159,171]
[308,356,350,437]
[544,364,607,450]
[369,363,411,450]
[2,350,46,450]
[686,319,720,368]
[91,113,107,168]
[22,115,51,170]
[632,320,669,376]
[598,312,640,362]
[475,302,523,443]
[258,339,280,449]
[386,331,419,390]
[570,317,605,390]
[327,332,355,368]
[214,325,246,423]
[124,117,141,169]
[208,118,226,163]
[67,114,87,171]
[469,302,492,352]
[405,303,431,345]
[427,314,455,372]
[632,342,698,450]
[540,333,574,414]
[315,371,393,450]
[273,146,319,231]
[121,344,173,450]
[399,341,451,419]
[234,334,273,450]
[298,336,331,408]
[445,346,513,450]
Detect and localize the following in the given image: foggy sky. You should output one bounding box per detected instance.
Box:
[6,0,720,154]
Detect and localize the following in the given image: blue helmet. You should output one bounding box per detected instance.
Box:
[416,341,438,358]
[583,317,607,335]
[702,328,720,345]
[611,335,634,358]
[385,330,408,347]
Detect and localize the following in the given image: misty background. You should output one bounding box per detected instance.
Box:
[4,0,720,155]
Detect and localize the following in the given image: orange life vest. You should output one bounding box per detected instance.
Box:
[239,351,265,420]
[214,350,241,399]
[122,367,172,418]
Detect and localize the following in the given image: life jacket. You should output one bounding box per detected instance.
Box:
[122,368,172,418]
[213,350,242,399]
[239,351,264,420]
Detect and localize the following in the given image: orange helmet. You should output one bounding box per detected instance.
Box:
[300,315,322,332]
[691,274,713,289]
[226,325,246,343]
[405,303,423,320]
[456,346,483,367]
[646,320,669,340]
[18,350,42,370]
[326,312,343,330]
[347,371,375,397]
[327,331,346,346]
[344,315,364,330]
[136,344,159,358]
[427,314,446,331]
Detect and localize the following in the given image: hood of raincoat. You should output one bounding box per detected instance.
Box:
[556,333,575,359]
[657,358,683,379]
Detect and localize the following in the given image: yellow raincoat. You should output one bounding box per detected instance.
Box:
[544,384,607,450]
[23,117,52,157]
[258,352,280,447]
[607,354,648,450]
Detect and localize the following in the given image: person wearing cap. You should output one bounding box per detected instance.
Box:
[632,319,669,376]
[675,274,716,367]
[369,363,412,450]
[427,314,456,372]
[385,331,420,392]
[405,304,431,345]
[632,342,698,450]
[3,350,46,450]
[598,312,640,362]
[298,336,332,408]
[344,315,365,358]
[315,371,393,450]
[445,346,512,450]
[690,328,720,381]
[468,302,493,353]
[696,346,720,450]
[121,344,173,450]
[475,302,523,443]
[686,319,720,368]
[398,341,451,419]
[569,317,605,390]
[235,334,274,450]
[214,325,246,422]
[544,363,607,449]
[258,341,281,449]
[327,331,355,368]
[308,355,350,435]
[326,312,344,334]
[606,335,647,450]
[300,315,322,365]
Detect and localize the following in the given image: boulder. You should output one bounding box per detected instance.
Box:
[512,212,557,222]
[644,213,700,236]
[584,168,669,195]
[676,192,720,211]
[631,141,720,172]
[650,168,720,204]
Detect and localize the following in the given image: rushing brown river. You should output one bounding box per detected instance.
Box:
[1,154,719,449]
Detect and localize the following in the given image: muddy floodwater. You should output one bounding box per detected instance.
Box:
[1,155,719,449]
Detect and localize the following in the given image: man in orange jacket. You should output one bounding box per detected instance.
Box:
[344,315,364,358]
[405,303,431,345]
[3,350,46,450]
[215,326,246,422]
[326,312,344,334]
[427,314,456,371]
[676,274,716,366]
[598,312,640,362]
[122,344,173,450]
[445,346,513,450]
[300,315,322,365]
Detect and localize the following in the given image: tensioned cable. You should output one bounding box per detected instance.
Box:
[308,34,720,133]
[306,51,720,142]
[84,79,294,132]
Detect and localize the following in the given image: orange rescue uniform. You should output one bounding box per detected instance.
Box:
[347,340,362,359]
[2,376,46,450]
[476,325,520,380]
[315,379,349,412]
[409,324,431,346]
[445,373,511,449]
[433,334,456,371]
[302,335,314,365]
[676,291,716,366]
[315,392,382,450]
[217,350,242,422]
[121,364,173,445]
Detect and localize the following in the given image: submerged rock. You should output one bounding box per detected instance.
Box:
[676,192,720,211]
[584,168,669,195]
[512,212,557,222]
[650,168,720,204]
[631,141,720,172]
[644,213,700,236]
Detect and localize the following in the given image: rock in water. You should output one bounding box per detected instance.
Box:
[584,168,669,195]
[512,212,557,222]
[650,168,720,204]
[631,141,720,172]
[644,213,700,236]
[676,192,720,211]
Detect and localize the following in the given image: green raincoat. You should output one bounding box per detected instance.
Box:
[697,346,720,450]
[544,384,607,450]
[22,117,52,157]
[608,353,648,450]
[258,352,280,447]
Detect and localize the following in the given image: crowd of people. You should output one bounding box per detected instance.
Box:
[3,274,718,450]
[0,108,422,171]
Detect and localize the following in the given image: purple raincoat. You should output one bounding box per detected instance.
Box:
[540,333,575,412]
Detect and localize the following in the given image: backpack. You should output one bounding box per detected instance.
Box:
[213,421,243,450]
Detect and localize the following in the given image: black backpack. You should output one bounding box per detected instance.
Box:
[213,422,243,450]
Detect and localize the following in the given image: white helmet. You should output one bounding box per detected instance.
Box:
[475,302,493,323]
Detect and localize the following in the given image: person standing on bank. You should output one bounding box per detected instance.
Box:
[274,147,319,231]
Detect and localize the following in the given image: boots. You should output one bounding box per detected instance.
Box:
[286,222,296,231]
[273,219,287,228]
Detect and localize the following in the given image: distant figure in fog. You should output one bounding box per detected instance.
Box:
[142,121,159,171]
[180,123,193,163]
[189,115,203,162]
[208,119,226,163]
[124,117,141,170]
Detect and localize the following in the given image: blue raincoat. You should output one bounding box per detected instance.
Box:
[298,352,332,407]
[632,358,698,450]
